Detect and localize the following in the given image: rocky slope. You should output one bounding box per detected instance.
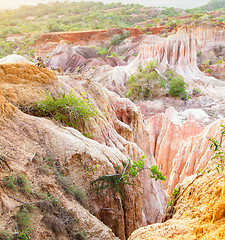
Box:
[129,118,225,239]
[0,62,167,240]
[129,167,225,240]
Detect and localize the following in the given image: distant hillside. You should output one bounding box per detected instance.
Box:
[188,0,225,13]
[0,0,211,10]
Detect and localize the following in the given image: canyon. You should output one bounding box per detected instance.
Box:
[1,13,225,240]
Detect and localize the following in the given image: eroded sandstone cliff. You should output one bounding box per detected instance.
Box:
[0,62,167,239]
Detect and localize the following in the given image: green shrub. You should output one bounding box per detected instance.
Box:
[4,174,32,195]
[126,61,165,100]
[108,30,130,47]
[91,156,166,196]
[96,47,108,56]
[197,51,202,57]
[33,92,98,129]
[168,75,187,99]
[172,188,179,197]
[150,165,166,181]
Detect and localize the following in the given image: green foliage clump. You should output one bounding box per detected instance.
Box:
[15,206,34,238]
[168,75,187,99]
[91,156,165,196]
[172,188,180,197]
[108,30,130,48]
[209,125,225,173]
[0,231,13,240]
[126,61,166,101]
[96,47,108,56]
[197,51,202,57]
[150,165,166,181]
[33,92,97,130]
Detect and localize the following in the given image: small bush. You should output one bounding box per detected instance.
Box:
[197,51,202,57]
[168,75,187,99]
[33,92,98,129]
[96,47,108,56]
[172,188,179,197]
[108,30,130,47]
[126,61,166,100]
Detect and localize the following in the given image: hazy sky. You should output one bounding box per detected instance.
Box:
[0,0,211,10]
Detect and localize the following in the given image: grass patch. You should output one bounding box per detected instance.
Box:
[4,174,32,196]
[56,173,86,204]
[15,205,34,239]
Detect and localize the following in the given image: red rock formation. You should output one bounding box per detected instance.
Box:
[146,107,205,187]
[35,28,143,53]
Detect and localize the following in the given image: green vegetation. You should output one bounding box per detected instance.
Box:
[0,163,86,239]
[127,62,187,100]
[4,174,32,195]
[32,92,98,130]
[0,231,13,240]
[15,206,34,238]
[96,47,109,56]
[126,61,166,100]
[188,0,225,13]
[56,173,86,204]
[108,30,130,48]
[91,156,165,196]
[209,124,225,173]
[168,75,187,99]
[172,188,180,197]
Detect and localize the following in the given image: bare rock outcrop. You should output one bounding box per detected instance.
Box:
[45,45,127,74]
[146,107,205,187]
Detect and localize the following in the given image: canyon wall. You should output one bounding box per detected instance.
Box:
[0,62,167,239]
[146,107,205,187]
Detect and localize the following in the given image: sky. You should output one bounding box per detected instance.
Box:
[0,0,211,10]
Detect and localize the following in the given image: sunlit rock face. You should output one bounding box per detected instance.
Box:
[168,118,225,192]
[146,107,205,189]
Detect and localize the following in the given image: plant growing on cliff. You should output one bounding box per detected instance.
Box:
[108,30,130,48]
[209,125,225,173]
[168,75,187,99]
[32,92,98,130]
[126,61,166,101]
[91,156,166,196]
